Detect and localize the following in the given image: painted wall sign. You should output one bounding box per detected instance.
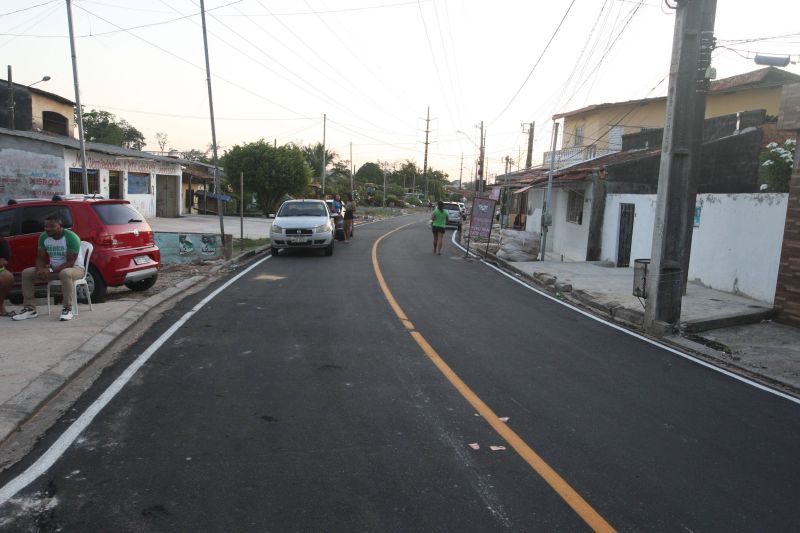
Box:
[154,232,225,264]
[0,148,65,204]
[67,151,180,175]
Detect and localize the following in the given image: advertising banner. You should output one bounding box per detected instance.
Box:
[469,197,497,239]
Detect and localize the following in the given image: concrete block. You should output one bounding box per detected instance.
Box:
[555,282,572,293]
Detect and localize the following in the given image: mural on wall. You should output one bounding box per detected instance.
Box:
[0,148,65,204]
[155,232,224,264]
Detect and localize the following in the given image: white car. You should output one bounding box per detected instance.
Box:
[442,201,464,230]
[270,199,335,256]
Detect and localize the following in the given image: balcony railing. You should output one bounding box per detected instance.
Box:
[542,144,618,170]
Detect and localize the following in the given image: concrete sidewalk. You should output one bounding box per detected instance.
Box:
[490,254,800,394]
[147,213,272,240]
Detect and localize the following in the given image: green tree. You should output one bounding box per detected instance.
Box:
[222,140,311,215]
[303,143,338,178]
[355,162,384,183]
[81,109,146,150]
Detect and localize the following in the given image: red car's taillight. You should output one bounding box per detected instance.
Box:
[92,231,119,248]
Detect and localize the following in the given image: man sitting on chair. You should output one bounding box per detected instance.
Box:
[13,214,85,322]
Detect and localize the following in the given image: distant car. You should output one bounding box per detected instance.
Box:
[442,201,464,230]
[270,199,335,256]
[0,196,160,303]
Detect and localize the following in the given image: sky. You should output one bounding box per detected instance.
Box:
[2,0,799,186]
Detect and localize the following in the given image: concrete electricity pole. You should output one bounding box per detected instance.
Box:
[540,121,560,261]
[459,153,463,190]
[65,1,89,196]
[199,0,225,242]
[321,113,327,196]
[644,0,717,334]
[423,106,431,199]
[523,121,535,169]
[478,121,486,194]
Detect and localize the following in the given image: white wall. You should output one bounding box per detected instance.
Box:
[602,193,788,303]
[688,193,787,303]
[551,185,591,261]
[602,194,657,265]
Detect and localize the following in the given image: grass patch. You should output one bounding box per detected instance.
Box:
[232,237,270,252]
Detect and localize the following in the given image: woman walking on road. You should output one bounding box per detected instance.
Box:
[344,193,356,242]
[431,201,447,255]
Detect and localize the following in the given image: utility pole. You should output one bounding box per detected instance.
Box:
[459,153,463,190]
[349,141,354,193]
[477,121,485,194]
[644,0,717,334]
[321,113,327,196]
[6,66,13,129]
[423,106,431,199]
[523,121,535,169]
[65,1,89,196]
[199,0,225,242]
[540,122,560,261]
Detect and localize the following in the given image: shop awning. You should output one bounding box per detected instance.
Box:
[513,185,534,195]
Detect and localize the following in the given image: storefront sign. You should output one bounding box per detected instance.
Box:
[0,148,65,204]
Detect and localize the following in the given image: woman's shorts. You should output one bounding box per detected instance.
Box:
[432,226,445,235]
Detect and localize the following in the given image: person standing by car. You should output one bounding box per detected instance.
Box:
[431,201,447,255]
[0,236,13,317]
[343,193,356,242]
[12,215,85,322]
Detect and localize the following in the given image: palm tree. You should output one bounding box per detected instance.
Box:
[303,143,338,178]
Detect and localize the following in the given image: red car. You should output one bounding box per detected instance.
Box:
[0,196,160,302]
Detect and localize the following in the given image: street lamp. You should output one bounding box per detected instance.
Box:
[27,75,51,88]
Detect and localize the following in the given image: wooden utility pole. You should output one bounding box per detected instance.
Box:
[523,121,535,169]
[423,106,431,199]
[644,0,717,334]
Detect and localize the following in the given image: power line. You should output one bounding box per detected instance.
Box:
[0,0,59,18]
[70,3,307,117]
[488,0,577,127]
[416,0,456,130]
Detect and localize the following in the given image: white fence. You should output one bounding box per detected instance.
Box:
[602,193,788,303]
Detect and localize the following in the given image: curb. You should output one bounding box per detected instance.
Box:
[0,274,208,446]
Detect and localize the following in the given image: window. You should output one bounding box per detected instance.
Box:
[0,210,14,237]
[69,168,99,195]
[566,190,584,225]
[128,172,151,195]
[608,125,623,151]
[92,203,143,225]
[18,206,73,235]
[573,126,584,147]
[42,111,68,136]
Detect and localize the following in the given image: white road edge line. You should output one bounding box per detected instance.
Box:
[0,255,273,505]
[450,230,800,406]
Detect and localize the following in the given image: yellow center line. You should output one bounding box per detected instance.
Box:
[372,224,616,533]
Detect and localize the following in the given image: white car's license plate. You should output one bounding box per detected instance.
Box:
[133,255,151,265]
[290,237,309,243]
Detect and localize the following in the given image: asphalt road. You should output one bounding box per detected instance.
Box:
[0,213,798,532]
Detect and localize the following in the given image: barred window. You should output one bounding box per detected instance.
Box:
[68,168,99,195]
[566,190,584,225]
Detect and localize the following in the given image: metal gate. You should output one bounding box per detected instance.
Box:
[616,203,635,267]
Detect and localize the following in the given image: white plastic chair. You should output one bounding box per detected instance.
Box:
[47,241,93,316]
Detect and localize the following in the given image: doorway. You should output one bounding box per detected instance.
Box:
[108,170,123,199]
[156,174,179,218]
[616,203,635,267]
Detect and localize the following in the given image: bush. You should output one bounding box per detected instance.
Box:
[759,139,796,192]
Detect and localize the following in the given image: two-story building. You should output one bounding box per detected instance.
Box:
[545,67,800,169]
[0,80,75,137]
